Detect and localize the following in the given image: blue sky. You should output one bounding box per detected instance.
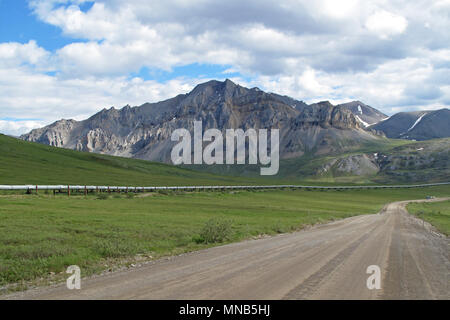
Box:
[0,0,449,135]
[0,0,64,49]
[0,0,241,82]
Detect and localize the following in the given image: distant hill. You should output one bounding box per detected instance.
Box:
[371,108,450,140]
[373,138,450,183]
[313,138,450,184]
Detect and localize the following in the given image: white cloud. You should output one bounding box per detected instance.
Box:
[0,40,50,69]
[0,120,48,137]
[0,68,200,119]
[365,10,408,39]
[250,55,448,115]
[319,0,360,19]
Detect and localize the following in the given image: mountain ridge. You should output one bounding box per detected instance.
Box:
[337,100,388,127]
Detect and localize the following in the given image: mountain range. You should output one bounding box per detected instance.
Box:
[21,79,383,162]
[20,79,449,182]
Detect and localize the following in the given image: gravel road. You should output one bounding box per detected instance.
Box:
[4,198,449,300]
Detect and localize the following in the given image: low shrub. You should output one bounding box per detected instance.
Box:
[197,218,233,244]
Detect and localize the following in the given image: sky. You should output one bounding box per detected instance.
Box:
[0,0,449,136]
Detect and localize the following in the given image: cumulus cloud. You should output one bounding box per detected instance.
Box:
[0,40,51,69]
[25,0,449,77]
[0,0,448,135]
[23,1,408,75]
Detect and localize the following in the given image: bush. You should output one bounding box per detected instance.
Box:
[97,193,110,200]
[197,218,233,244]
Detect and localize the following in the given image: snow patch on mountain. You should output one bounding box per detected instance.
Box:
[408,113,427,132]
[355,115,371,127]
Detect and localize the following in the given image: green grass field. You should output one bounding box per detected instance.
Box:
[1,185,449,292]
[407,200,450,236]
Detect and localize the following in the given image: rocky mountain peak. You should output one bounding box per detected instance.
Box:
[189,79,239,96]
[312,101,334,108]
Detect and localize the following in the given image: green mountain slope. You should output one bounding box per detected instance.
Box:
[0,134,263,186]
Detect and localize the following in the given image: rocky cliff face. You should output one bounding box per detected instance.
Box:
[21,79,382,163]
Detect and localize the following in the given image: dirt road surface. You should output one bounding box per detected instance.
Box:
[4,198,449,300]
